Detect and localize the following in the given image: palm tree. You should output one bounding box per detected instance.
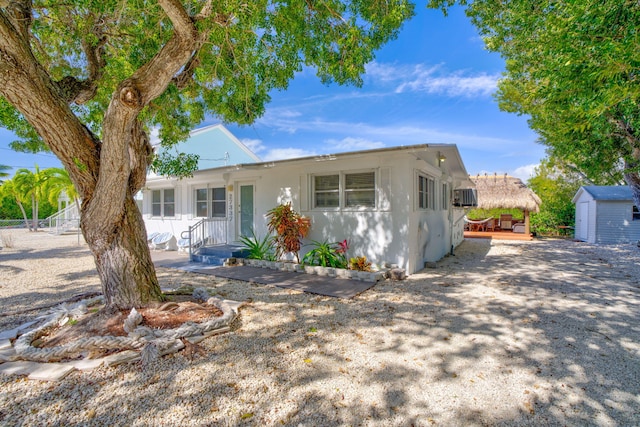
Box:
[0,165,10,183]
[0,179,32,230]
[13,165,50,231]
[44,167,81,217]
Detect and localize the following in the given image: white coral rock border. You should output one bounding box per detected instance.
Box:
[11,293,244,364]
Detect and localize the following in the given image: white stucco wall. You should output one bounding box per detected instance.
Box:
[143,148,468,274]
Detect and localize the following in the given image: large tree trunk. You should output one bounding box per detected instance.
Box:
[82,194,164,309]
[0,1,200,310]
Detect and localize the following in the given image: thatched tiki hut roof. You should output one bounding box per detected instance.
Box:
[470,174,542,236]
[471,174,541,213]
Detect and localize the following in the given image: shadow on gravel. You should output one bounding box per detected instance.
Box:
[3,239,639,426]
[0,245,89,263]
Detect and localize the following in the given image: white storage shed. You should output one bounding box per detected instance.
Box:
[572,186,640,244]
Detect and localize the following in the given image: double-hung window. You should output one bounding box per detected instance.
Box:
[345,172,375,207]
[418,175,435,210]
[211,187,226,217]
[151,189,175,217]
[194,187,226,218]
[314,175,340,208]
[313,171,376,209]
[633,205,640,221]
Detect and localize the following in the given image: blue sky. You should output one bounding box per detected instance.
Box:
[0,5,545,181]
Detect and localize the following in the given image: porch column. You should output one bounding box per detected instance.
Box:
[524,210,530,235]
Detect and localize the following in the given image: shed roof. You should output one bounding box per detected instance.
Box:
[577,185,633,201]
[471,174,542,213]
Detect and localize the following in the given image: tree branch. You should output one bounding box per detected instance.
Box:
[2,0,31,41]
[195,0,213,20]
[54,12,108,104]
[86,0,201,242]
[608,116,640,159]
[172,47,201,90]
[0,9,100,200]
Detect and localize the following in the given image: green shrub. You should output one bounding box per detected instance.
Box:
[302,240,347,268]
[239,229,276,260]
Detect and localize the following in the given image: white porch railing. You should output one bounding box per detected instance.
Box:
[46,203,80,235]
[181,218,228,260]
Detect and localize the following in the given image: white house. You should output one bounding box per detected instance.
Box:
[142,127,475,274]
[572,185,640,244]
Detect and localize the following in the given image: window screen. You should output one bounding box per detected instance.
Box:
[345,172,375,207]
[314,175,339,208]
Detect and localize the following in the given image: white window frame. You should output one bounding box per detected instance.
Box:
[312,170,376,210]
[417,174,436,210]
[195,188,209,217]
[313,174,340,209]
[194,186,227,218]
[151,188,176,218]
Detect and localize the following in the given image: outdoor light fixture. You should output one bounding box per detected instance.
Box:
[438,152,447,165]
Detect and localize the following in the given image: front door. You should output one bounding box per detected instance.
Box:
[238,183,254,238]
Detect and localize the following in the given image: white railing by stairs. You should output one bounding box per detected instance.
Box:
[47,203,80,235]
[181,218,228,260]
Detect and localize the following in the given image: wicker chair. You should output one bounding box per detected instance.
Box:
[499,214,512,230]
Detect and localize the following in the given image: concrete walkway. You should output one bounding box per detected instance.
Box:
[203,266,377,299]
[150,251,378,298]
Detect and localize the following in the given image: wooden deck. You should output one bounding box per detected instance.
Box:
[464,230,534,241]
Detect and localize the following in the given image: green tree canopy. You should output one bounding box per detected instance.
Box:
[13,165,51,231]
[526,158,589,235]
[43,167,80,207]
[0,164,9,183]
[0,178,32,228]
[428,0,640,201]
[0,0,415,309]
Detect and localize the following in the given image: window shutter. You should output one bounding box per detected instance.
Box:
[299,175,309,211]
[379,168,391,211]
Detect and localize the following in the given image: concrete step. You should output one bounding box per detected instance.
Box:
[191,254,225,265]
[192,245,248,266]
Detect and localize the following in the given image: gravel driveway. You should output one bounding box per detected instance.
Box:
[0,230,638,426]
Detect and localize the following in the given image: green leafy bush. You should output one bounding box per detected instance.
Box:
[239,229,276,260]
[302,240,347,268]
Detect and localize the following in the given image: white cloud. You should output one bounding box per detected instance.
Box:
[365,62,414,83]
[241,138,266,154]
[397,69,499,97]
[366,61,499,97]
[278,109,303,119]
[326,137,385,151]
[262,147,317,161]
[256,114,520,153]
[260,109,304,134]
[511,164,539,182]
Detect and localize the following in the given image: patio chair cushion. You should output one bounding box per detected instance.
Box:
[512,223,525,234]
